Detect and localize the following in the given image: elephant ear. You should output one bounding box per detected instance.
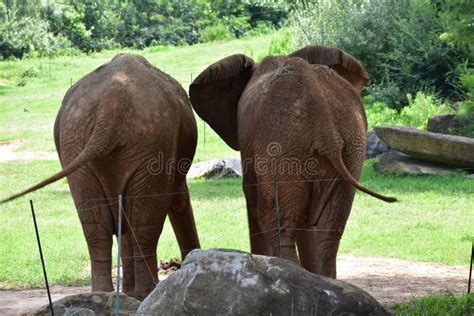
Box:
[288,45,369,93]
[189,54,255,150]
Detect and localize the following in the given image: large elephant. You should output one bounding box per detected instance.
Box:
[189,46,396,278]
[3,54,200,300]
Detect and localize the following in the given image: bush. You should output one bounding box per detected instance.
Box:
[365,92,452,129]
[365,79,407,111]
[201,23,233,42]
[289,0,470,104]
[401,93,452,129]
[267,28,292,55]
[0,9,51,59]
[364,101,400,129]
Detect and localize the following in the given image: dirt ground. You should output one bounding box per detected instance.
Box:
[0,255,469,315]
[0,141,57,162]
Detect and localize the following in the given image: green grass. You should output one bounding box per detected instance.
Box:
[390,293,474,315]
[0,34,473,290]
[0,159,472,288]
[0,35,273,159]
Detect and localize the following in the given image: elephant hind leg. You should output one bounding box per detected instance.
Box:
[68,166,114,293]
[257,176,312,264]
[121,232,135,297]
[244,170,272,256]
[122,167,171,300]
[296,178,355,278]
[168,180,200,260]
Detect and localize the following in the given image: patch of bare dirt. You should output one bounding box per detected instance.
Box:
[0,141,57,162]
[0,255,469,315]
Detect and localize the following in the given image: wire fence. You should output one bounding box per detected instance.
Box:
[2,44,472,314]
[21,172,474,314]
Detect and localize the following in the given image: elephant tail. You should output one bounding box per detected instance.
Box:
[0,150,95,204]
[330,155,397,203]
[1,106,118,204]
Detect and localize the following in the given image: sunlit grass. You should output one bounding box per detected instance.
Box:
[0,159,472,289]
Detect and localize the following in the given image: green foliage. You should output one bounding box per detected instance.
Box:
[267,28,292,55]
[439,0,474,54]
[201,23,233,42]
[290,0,470,105]
[450,68,474,137]
[391,293,474,316]
[0,37,473,289]
[0,3,51,59]
[0,0,288,58]
[365,92,452,129]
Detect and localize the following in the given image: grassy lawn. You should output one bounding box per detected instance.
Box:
[0,34,274,160]
[0,34,473,289]
[0,159,472,288]
[390,293,474,315]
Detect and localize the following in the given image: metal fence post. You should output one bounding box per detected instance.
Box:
[469,241,473,294]
[274,178,282,258]
[115,195,123,316]
[30,200,54,316]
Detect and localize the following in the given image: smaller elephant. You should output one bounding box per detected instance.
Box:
[3,54,200,300]
[190,46,396,278]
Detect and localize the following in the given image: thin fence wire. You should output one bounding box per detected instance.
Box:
[70,176,348,204]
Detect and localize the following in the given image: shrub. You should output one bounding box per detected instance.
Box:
[289,0,470,103]
[0,8,51,59]
[365,79,407,111]
[400,93,452,129]
[201,24,233,42]
[365,92,452,130]
[364,101,400,129]
[267,28,292,55]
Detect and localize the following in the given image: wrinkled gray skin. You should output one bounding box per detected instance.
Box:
[4,54,200,300]
[190,46,396,279]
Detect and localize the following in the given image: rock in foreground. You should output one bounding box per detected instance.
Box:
[375,126,474,168]
[26,292,141,315]
[138,249,389,316]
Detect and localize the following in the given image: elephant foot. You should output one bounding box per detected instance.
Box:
[132,284,156,301]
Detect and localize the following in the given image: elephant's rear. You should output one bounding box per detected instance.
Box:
[55,54,199,299]
[58,54,197,197]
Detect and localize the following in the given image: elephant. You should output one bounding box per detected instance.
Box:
[189,46,396,278]
[2,54,200,300]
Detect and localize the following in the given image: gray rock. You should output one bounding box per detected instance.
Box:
[427,114,466,135]
[366,130,390,159]
[374,151,459,176]
[26,292,141,316]
[375,126,474,168]
[187,158,242,179]
[138,249,389,316]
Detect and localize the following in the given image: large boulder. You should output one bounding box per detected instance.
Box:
[375,126,474,168]
[374,151,458,176]
[366,130,390,159]
[138,249,389,316]
[187,158,242,179]
[27,292,141,316]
